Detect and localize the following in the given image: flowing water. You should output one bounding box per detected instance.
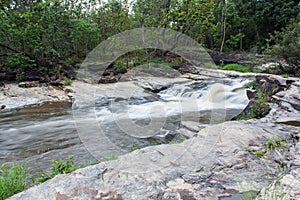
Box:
[0,77,250,172]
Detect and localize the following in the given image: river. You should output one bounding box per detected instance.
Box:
[0,77,250,174]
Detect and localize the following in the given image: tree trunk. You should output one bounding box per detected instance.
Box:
[220,0,226,53]
[163,0,171,28]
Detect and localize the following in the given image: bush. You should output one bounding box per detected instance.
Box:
[219,64,252,73]
[250,91,271,119]
[115,61,127,69]
[0,163,31,200]
[234,81,271,120]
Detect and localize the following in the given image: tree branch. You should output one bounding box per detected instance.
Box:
[0,43,26,55]
[0,43,36,60]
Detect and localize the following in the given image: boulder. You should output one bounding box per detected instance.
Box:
[9,121,294,200]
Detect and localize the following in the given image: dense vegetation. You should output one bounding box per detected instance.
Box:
[0,0,299,81]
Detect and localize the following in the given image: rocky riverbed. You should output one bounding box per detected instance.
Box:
[2,67,300,200]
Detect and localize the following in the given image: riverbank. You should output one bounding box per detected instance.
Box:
[0,82,73,113]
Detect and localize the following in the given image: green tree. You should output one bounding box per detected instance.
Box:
[0,0,101,80]
[269,14,300,76]
[94,0,132,40]
[232,0,299,51]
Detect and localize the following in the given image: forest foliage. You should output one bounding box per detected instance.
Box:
[0,0,299,80]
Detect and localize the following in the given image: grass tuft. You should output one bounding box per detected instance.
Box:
[63,78,72,86]
[219,64,252,73]
[0,163,31,200]
[38,155,80,183]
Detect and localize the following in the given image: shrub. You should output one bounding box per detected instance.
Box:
[219,64,252,73]
[250,91,271,119]
[0,163,31,200]
[234,81,271,120]
[39,156,79,183]
[115,61,127,69]
[234,91,271,120]
[64,78,72,86]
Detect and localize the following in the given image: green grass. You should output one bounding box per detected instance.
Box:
[281,74,289,78]
[0,163,31,200]
[63,78,72,86]
[219,64,252,73]
[263,137,286,151]
[0,156,93,198]
[254,150,266,158]
[38,156,81,183]
[249,137,286,159]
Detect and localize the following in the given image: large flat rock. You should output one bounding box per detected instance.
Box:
[9,121,282,200]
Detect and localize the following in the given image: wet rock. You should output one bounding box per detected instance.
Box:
[246,89,256,100]
[18,81,39,88]
[1,105,5,109]
[135,77,188,92]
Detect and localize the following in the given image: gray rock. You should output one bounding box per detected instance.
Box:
[180,121,201,132]
[8,121,280,200]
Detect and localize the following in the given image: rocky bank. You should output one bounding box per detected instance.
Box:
[3,68,300,200]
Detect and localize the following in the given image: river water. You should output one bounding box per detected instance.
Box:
[0,77,250,173]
